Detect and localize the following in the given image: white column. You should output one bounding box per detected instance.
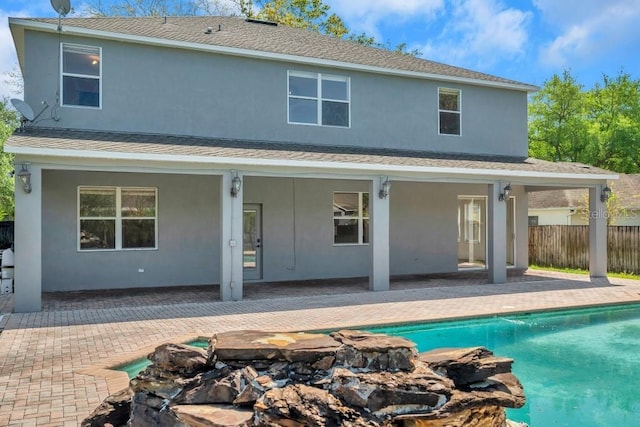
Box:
[369,177,390,291]
[219,171,244,301]
[14,163,42,312]
[589,185,608,277]
[487,183,507,284]
[515,189,529,269]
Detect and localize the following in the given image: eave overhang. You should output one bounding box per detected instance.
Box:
[6,136,617,186]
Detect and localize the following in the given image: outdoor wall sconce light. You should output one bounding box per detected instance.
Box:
[230,172,242,198]
[379,177,391,199]
[498,183,512,202]
[16,163,32,194]
[601,185,611,203]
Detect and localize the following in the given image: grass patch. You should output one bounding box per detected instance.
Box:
[529,264,640,280]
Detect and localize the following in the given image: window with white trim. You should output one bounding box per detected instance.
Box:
[333,192,369,244]
[288,71,350,127]
[79,187,157,250]
[439,88,461,135]
[62,43,101,108]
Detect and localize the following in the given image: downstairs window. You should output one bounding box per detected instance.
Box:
[79,186,157,250]
[333,192,369,245]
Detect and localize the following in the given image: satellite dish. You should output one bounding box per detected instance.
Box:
[50,0,71,16]
[11,99,35,122]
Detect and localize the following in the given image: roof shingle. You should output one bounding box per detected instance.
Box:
[18,16,535,90]
[7,128,615,178]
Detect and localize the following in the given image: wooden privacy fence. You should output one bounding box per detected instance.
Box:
[529,225,640,275]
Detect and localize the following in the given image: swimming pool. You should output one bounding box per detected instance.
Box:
[116,304,640,426]
[368,303,640,426]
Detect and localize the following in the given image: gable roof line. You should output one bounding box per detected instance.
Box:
[7,144,617,182]
[9,18,538,93]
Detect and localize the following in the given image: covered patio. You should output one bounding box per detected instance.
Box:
[7,129,617,313]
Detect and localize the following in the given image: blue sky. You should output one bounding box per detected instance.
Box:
[1,0,639,100]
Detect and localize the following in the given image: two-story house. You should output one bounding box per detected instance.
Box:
[6,16,616,312]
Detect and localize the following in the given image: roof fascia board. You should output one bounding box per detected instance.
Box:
[8,20,26,70]
[9,18,538,92]
[6,144,618,182]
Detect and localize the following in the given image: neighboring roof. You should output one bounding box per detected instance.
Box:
[6,128,616,180]
[529,174,640,209]
[9,16,537,92]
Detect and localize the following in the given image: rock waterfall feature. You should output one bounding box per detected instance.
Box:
[83,330,526,426]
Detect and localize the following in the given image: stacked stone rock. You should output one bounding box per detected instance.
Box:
[83,330,526,426]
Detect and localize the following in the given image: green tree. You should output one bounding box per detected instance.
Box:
[528,69,640,174]
[0,100,19,219]
[528,70,590,162]
[247,0,348,38]
[585,71,640,173]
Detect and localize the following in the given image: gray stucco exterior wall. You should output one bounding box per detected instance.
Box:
[41,172,526,292]
[389,182,459,274]
[243,177,371,282]
[242,178,492,282]
[42,170,220,291]
[24,30,528,158]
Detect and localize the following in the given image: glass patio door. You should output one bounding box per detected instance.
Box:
[243,204,262,280]
[457,196,515,269]
[458,196,487,269]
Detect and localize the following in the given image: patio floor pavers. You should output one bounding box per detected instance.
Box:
[1,269,640,425]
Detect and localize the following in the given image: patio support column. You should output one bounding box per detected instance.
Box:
[487,182,507,284]
[220,171,244,301]
[588,185,608,277]
[369,177,390,291]
[515,189,529,269]
[14,163,42,312]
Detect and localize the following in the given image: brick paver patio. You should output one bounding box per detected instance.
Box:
[1,269,640,426]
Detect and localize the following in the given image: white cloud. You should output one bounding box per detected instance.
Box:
[329,0,444,17]
[419,0,531,69]
[327,0,445,42]
[536,0,640,69]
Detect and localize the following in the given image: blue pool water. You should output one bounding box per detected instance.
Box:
[368,304,640,427]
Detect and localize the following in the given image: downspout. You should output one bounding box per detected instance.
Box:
[566,208,577,225]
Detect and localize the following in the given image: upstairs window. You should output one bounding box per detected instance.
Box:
[288,71,350,127]
[62,43,101,108]
[79,186,157,250]
[333,192,369,245]
[439,88,461,135]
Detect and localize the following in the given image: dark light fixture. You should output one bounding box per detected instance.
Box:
[601,185,611,203]
[378,177,391,199]
[498,183,512,202]
[230,173,242,198]
[16,163,32,194]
